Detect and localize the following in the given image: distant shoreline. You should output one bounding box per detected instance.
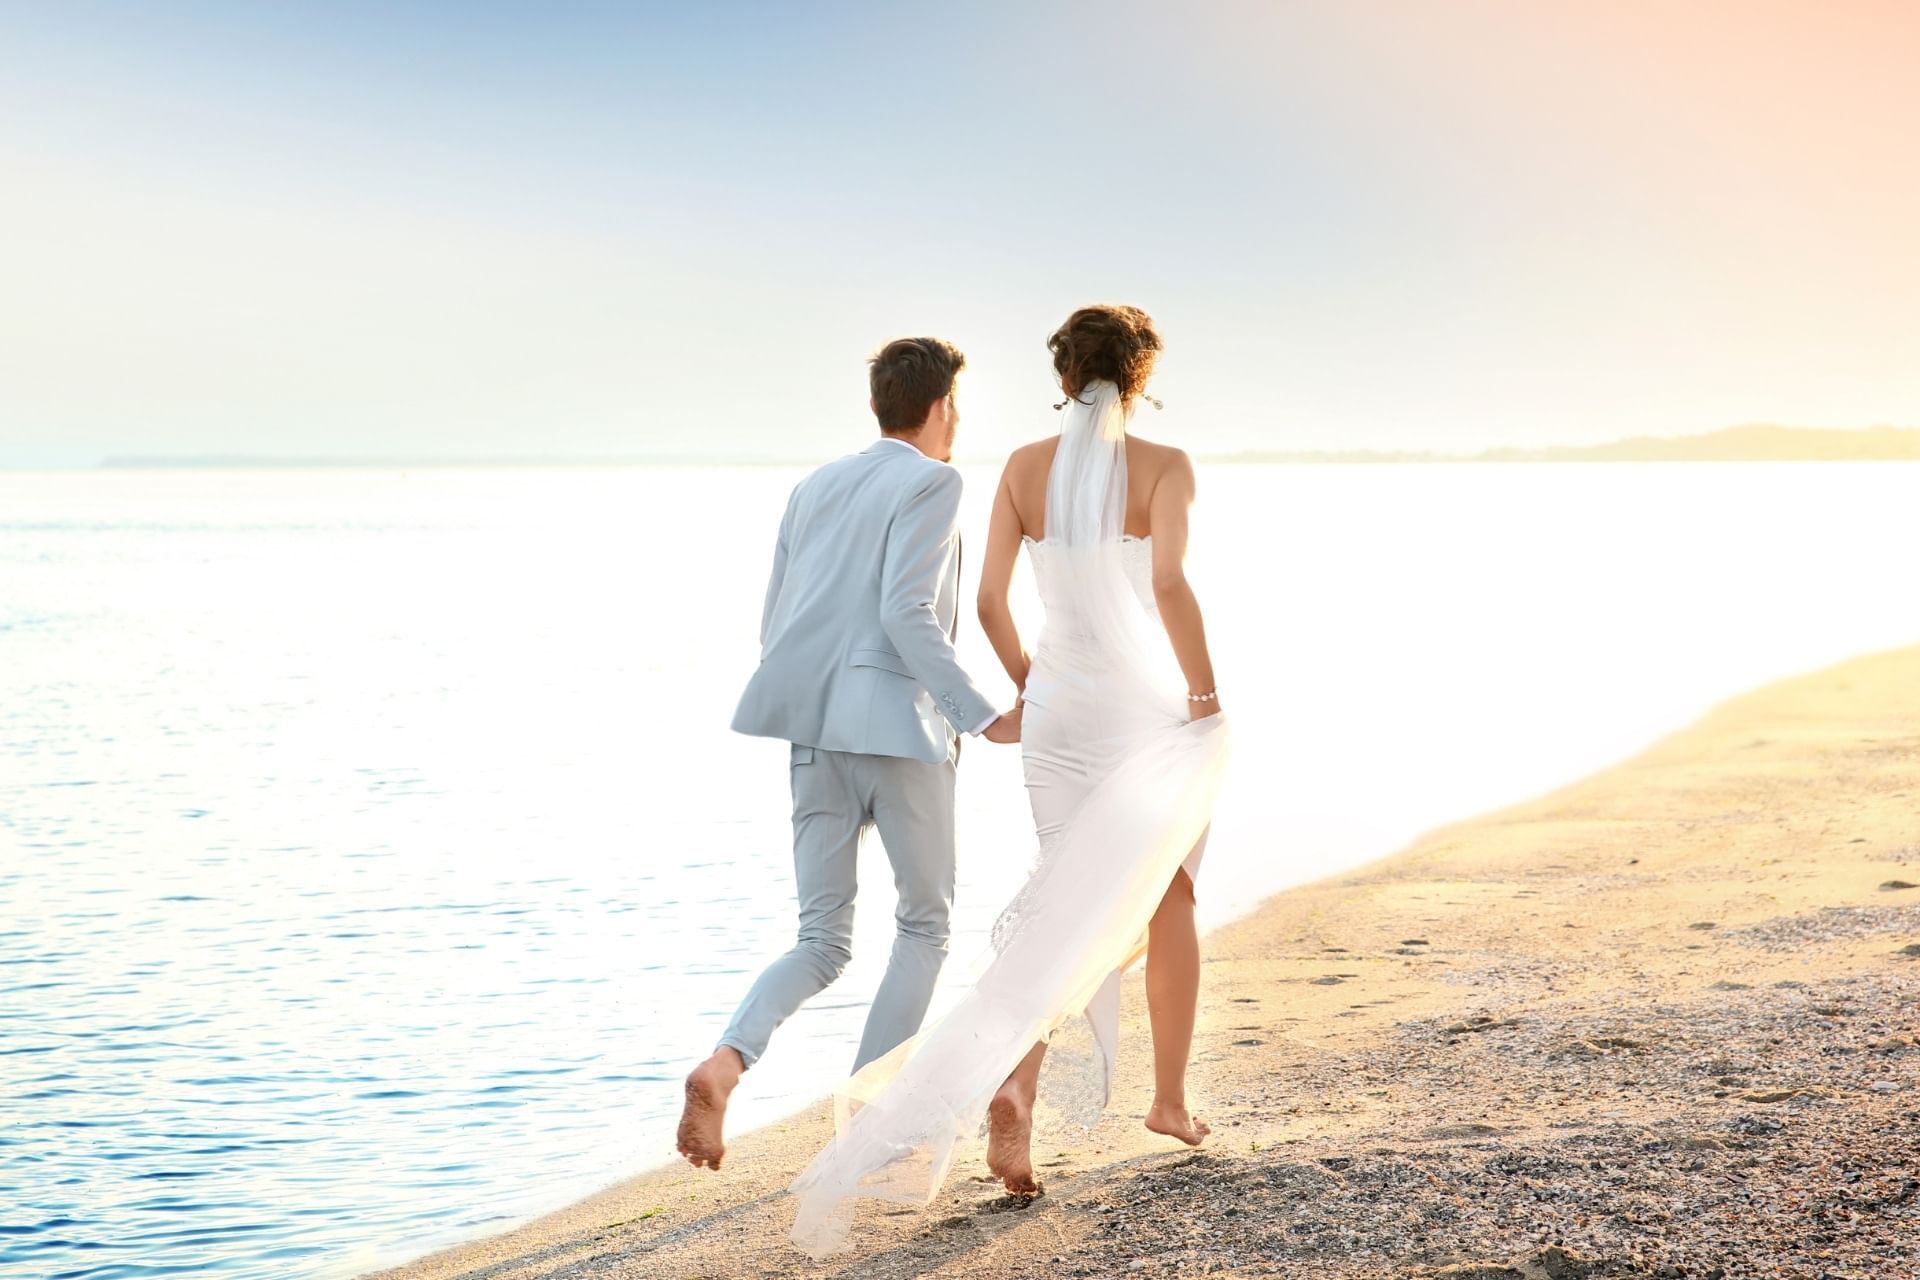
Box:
[10,424,1917,470]
[1222,423,1920,463]
[87,455,825,470]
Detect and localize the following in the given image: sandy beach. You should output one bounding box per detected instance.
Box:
[372,645,1919,1280]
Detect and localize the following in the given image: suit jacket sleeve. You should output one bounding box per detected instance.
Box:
[879,465,999,733]
[759,489,796,645]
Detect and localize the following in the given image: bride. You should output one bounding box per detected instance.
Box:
[788,304,1229,1257]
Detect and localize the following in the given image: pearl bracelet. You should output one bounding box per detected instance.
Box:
[1187,690,1218,703]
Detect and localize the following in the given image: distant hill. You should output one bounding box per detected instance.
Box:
[1223,425,1920,464]
[1477,425,1920,462]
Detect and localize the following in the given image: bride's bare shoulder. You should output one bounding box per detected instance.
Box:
[1002,437,1061,478]
[1124,435,1192,475]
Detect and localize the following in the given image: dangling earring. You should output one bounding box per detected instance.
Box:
[1142,394,1164,410]
[1052,397,1069,410]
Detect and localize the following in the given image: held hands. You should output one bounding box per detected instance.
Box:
[983,702,1023,744]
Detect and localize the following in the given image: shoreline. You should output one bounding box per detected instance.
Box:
[370,645,1920,1280]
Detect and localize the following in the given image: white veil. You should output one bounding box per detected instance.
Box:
[787,380,1230,1258]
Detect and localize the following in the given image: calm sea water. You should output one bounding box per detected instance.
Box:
[3,462,1916,1279]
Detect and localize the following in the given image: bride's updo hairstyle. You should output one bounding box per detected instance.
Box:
[1048,304,1162,404]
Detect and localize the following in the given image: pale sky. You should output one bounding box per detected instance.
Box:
[1,1,1915,466]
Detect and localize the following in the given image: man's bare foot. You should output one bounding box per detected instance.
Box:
[676,1049,743,1170]
[1144,1098,1211,1147]
[985,1081,1041,1197]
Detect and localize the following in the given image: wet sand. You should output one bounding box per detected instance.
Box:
[370,645,1920,1280]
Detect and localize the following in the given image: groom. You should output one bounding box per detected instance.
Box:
[676,336,1020,1171]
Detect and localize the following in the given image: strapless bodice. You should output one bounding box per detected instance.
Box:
[1022,534,1157,616]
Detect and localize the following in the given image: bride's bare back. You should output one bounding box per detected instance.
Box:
[1000,433,1186,542]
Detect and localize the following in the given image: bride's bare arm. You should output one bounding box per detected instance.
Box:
[1148,451,1219,717]
[976,464,1031,693]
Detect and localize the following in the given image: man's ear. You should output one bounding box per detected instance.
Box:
[869,396,878,419]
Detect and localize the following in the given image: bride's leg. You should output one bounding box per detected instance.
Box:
[1144,870,1211,1146]
[986,1040,1047,1196]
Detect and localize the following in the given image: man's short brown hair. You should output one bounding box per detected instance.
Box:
[869,337,966,432]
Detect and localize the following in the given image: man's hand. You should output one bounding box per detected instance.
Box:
[983,706,1023,744]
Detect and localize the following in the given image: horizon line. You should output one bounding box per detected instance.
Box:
[3,423,1916,471]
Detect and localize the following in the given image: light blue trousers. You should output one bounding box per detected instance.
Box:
[718,743,956,1073]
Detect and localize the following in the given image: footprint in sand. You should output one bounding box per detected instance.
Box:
[1418,1122,1504,1140]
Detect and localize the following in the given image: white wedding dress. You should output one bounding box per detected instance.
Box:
[788,380,1230,1257]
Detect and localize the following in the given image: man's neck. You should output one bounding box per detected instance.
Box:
[878,431,934,459]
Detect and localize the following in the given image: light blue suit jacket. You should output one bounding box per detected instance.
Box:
[732,439,999,764]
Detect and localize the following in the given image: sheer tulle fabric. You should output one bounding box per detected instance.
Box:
[787,381,1230,1257]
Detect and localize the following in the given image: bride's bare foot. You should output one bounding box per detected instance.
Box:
[985,1081,1041,1197]
[676,1049,743,1170]
[1144,1098,1211,1147]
